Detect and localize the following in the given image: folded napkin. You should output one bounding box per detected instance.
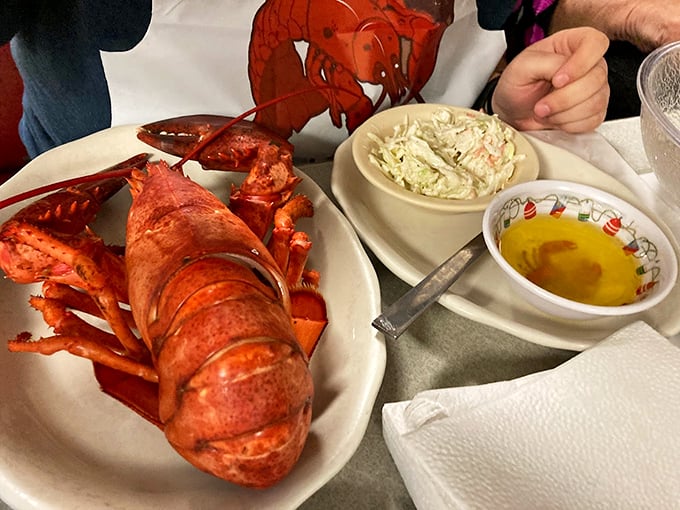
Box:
[383,321,680,509]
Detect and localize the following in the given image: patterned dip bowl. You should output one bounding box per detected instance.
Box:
[482,180,678,320]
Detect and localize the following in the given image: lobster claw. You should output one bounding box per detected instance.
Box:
[137,114,294,172]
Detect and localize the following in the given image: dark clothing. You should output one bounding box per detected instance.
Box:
[494,0,560,60]
[605,41,645,120]
[1,0,150,157]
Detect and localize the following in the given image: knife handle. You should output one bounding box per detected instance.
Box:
[372,233,487,340]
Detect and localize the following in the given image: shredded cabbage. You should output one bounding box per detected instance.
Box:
[367,108,526,200]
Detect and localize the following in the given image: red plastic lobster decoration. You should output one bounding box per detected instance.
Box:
[248,0,454,138]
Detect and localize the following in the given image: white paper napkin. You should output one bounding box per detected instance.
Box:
[383,321,680,509]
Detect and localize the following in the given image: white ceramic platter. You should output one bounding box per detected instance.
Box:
[332,134,680,351]
[0,126,384,510]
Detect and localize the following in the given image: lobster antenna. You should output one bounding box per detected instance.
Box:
[0,153,151,211]
[0,168,134,210]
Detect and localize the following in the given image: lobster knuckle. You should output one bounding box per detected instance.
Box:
[228,191,279,241]
[240,144,298,194]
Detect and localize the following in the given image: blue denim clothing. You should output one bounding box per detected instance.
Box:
[2,0,150,158]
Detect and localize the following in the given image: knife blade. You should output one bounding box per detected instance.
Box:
[372,232,487,340]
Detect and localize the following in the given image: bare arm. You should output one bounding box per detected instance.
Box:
[549,0,680,52]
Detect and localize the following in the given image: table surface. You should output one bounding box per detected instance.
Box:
[300,117,655,510]
[0,117,664,510]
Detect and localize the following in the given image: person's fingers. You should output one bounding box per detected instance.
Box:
[503,64,609,132]
[540,90,609,132]
[548,109,608,133]
[492,52,562,130]
[493,27,610,133]
[530,27,609,87]
[510,98,607,132]
[534,58,609,119]
[503,50,566,88]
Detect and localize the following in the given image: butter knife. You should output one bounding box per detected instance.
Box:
[372,232,487,340]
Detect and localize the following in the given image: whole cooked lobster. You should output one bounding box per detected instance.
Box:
[0,113,328,488]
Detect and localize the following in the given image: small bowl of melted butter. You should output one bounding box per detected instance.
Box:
[482,180,678,320]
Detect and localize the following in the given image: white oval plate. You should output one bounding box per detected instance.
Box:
[0,126,384,510]
[332,133,680,351]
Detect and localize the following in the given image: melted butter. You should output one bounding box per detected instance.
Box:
[500,215,641,306]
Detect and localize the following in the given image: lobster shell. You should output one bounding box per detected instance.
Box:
[125,161,313,488]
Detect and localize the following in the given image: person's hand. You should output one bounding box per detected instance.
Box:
[550,0,680,52]
[492,27,610,133]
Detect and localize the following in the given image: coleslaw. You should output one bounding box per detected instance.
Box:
[367,107,525,200]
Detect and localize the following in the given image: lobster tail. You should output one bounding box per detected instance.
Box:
[150,253,314,488]
[163,334,313,488]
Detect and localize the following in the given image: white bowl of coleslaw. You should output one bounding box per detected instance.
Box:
[351,104,539,213]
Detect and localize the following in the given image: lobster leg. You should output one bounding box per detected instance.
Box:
[30,291,126,353]
[8,283,157,382]
[40,281,136,329]
[9,330,156,382]
[0,155,151,359]
[266,195,327,356]
[6,227,146,358]
[267,194,313,282]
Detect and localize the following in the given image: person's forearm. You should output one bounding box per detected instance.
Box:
[549,0,680,51]
[548,0,628,37]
